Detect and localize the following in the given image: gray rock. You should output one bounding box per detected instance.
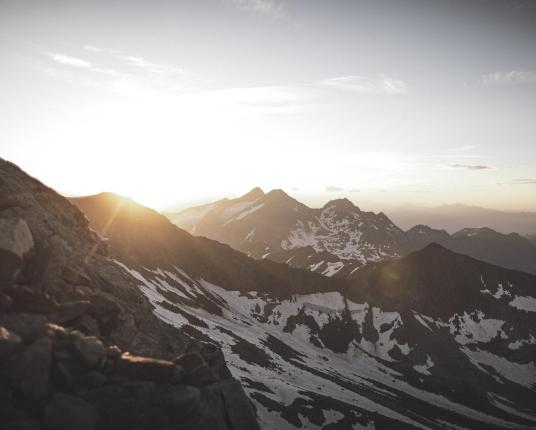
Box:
[13,336,52,401]
[0,218,34,285]
[115,353,179,382]
[74,335,106,369]
[55,300,91,323]
[106,345,122,358]
[8,285,58,315]
[44,393,99,430]
[61,267,91,286]
[4,419,42,430]
[0,313,47,343]
[174,351,206,372]
[0,290,13,312]
[0,326,22,360]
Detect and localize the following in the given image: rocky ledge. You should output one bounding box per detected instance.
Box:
[0,157,259,430]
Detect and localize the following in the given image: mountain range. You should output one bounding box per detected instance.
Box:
[387,203,536,236]
[73,190,536,428]
[2,160,535,429]
[166,188,536,277]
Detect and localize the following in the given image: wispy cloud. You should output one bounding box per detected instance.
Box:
[43,47,193,97]
[499,178,536,185]
[326,185,344,192]
[48,53,92,68]
[349,188,360,193]
[449,164,491,170]
[226,0,286,17]
[480,70,536,86]
[316,75,408,95]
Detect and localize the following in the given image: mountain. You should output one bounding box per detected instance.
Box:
[168,188,536,276]
[388,203,536,236]
[527,234,536,248]
[168,188,407,278]
[0,158,259,430]
[74,191,536,429]
[404,226,536,275]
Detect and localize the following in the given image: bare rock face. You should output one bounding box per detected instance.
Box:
[0,218,34,286]
[13,336,52,402]
[44,393,99,430]
[0,326,21,360]
[0,158,260,429]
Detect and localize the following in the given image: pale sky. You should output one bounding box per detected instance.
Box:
[1,0,536,211]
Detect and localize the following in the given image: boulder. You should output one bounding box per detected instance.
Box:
[73,335,106,369]
[115,353,182,383]
[0,313,47,343]
[173,352,206,373]
[55,300,91,323]
[61,267,91,287]
[0,218,34,286]
[4,419,42,430]
[13,336,52,401]
[8,285,58,315]
[0,291,13,312]
[44,393,99,430]
[0,326,22,361]
[107,345,122,358]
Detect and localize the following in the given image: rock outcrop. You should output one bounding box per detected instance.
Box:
[0,158,259,430]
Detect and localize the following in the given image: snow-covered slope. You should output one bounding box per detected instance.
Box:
[75,192,536,429]
[115,252,536,429]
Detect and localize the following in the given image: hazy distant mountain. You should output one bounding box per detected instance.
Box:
[404,226,536,275]
[74,190,536,429]
[388,203,536,235]
[168,188,536,276]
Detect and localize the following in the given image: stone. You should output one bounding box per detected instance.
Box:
[217,380,261,430]
[55,300,91,323]
[0,313,47,343]
[61,267,91,287]
[13,336,52,401]
[0,218,34,286]
[0,290,13,312]
[0,326,22,360]
[8,285,58,315]
[107,345,122,358]
[4,419,42,430]
[181,364,218,387]
[75,371,108,389]
[44,393,99,430]
[52,361,73,390]
[115,353,178,383]
[173,352,206,373]
[74,335,106,369]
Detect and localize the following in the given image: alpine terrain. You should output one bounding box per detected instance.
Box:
[72,188,536,429]
[167,188,536,277]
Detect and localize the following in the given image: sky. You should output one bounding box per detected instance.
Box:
[1,0,536,212]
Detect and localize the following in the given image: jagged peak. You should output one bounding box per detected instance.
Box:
[241,187,265,200]
[323,198,359,212]
[453,227,497,238]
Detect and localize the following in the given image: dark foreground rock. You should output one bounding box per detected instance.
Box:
[0,158,260,430]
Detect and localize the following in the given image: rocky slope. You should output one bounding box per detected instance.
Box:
[0,158,259,430]
[167,188,536,277]
[76,191,536,429]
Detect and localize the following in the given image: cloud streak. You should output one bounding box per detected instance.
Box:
[480,70,536,86]
[316,75,408,95]
[499,178,536,185]
[226,0,286,17]
[326,185,344,192]
[449,164,491,170]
